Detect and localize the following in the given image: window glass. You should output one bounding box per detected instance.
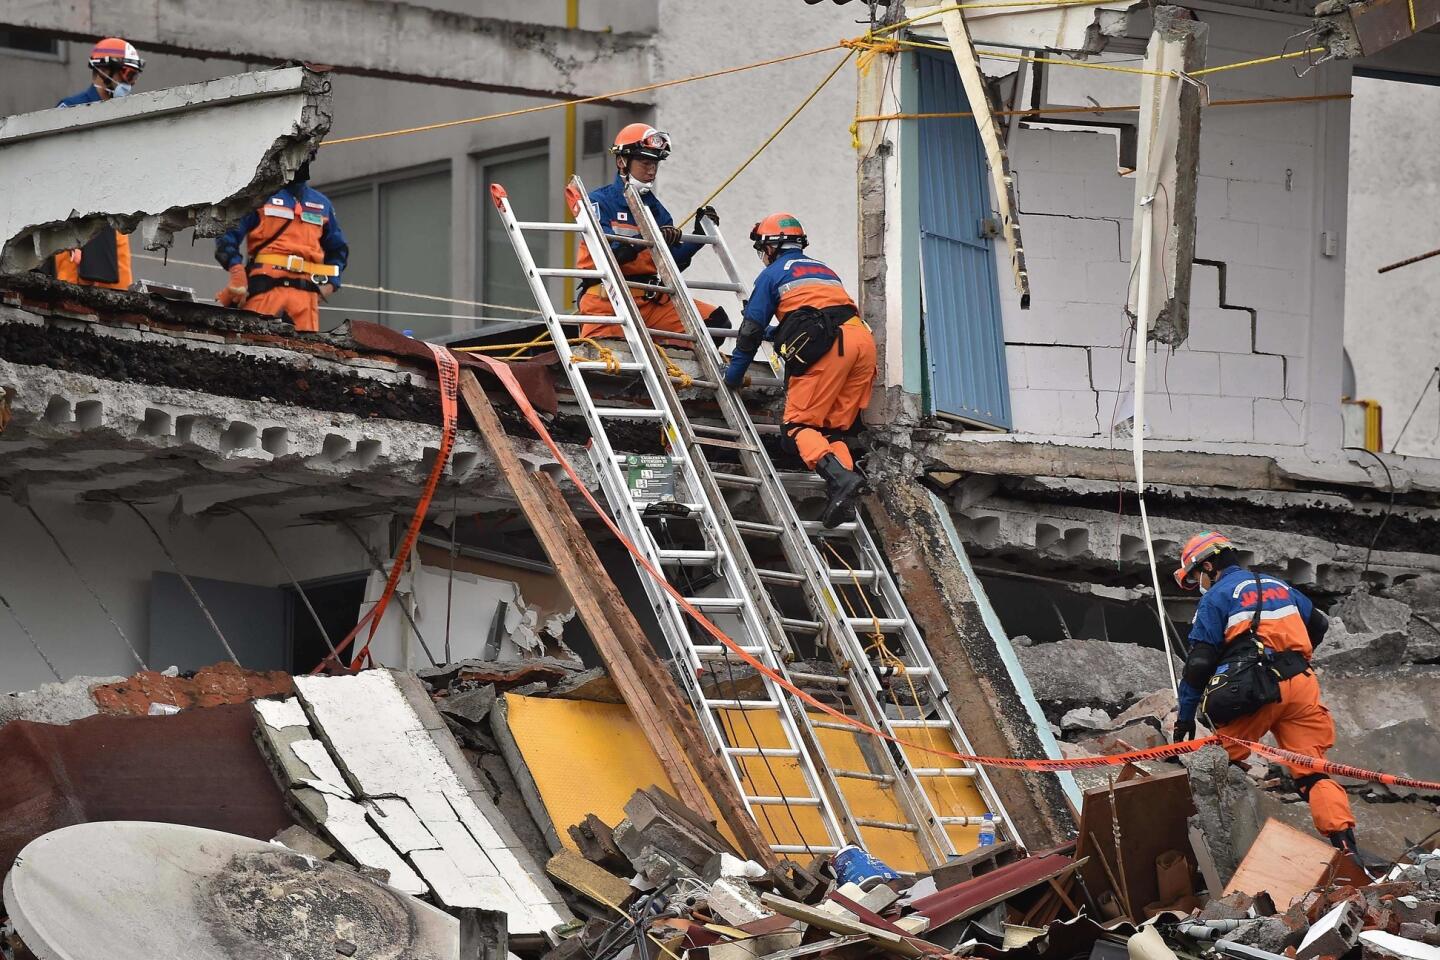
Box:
[381,170,452,339]
[479,150,551,319]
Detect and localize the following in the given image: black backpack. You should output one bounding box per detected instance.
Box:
[1199,574,1309,726]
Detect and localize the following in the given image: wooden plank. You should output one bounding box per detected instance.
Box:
[545,848,632,910]
[457,370,777,869]
[759,893,926,958]
[1224,818,1366,907]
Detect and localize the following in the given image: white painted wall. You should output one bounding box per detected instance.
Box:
[984,9,1352,459]
[1343,75,1440,459]
[0,493,374,692]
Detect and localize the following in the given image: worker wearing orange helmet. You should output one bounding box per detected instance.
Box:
[576,123,727,342]
[723,214,875,528]
[212,152,348,332]
[1173,531,1358,854]
[48,38,146,289]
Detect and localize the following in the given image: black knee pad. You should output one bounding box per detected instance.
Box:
[1295,772,1331,800]
[780,421,805,461]
[703,305,730,330]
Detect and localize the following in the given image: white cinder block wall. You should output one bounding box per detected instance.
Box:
[995,9,1349,457]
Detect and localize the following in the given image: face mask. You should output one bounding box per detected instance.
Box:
[624,174,654,195]
[111,82,132,98]
[1198,581,1209,595]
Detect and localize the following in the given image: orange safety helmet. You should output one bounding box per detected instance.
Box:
[750,213,808,251]
[89,37,145,81]
[1174,531,1235,590]
[611,123,672,162]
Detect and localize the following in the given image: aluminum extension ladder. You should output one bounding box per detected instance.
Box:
[490,176,1015,865]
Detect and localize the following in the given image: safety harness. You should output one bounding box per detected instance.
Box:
[1200,573,1312,727]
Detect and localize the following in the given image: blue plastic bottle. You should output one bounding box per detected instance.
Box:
[977,813,996,847]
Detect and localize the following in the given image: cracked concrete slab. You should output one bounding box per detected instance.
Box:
[0,66,331,271]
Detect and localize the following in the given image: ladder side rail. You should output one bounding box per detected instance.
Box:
[624,190,962,860]
[559,180,850,851]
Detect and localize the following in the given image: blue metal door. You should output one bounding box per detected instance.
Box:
[916,52,1011,429]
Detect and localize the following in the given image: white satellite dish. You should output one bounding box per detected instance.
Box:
[3,821,458,960]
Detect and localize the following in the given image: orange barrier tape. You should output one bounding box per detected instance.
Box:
[1228,736,1440,792]
[313,343,460,673]
[471,353,1440,790]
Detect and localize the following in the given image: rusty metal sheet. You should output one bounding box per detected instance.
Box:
[0,704,292,875]
[1353,0,1440,55]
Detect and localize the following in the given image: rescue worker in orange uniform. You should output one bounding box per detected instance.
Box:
[1172,531,1359,854]
[723,214,875,528]
[213,155,348,332]
[49,38,146,290]
[576,124,727,342]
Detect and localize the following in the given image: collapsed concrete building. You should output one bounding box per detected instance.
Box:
[2,0,1440,956]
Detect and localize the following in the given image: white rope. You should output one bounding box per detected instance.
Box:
[131,252,540,315]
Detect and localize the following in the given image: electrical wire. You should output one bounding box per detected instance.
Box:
[336,518,441,668]
[1388,365,1439,454]
[1343,447,1396,577]
[223,504,338,659]
[122,501,243,666]
[26,503,147,671]
[0,590,62,681]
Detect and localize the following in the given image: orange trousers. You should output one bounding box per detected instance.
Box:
[577,286,716,345]
[782,320,877,470]
[1218,670,1355,834]
[245,286,320,332]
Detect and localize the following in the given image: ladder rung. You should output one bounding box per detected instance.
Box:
[813,720,862,732]
[939,816,992,826]
[772,844,842,855]
[789,670,849,687]
[834,769,893,783]
[779,472,826,488]
[691,424,741,438]
[692,644,767,657]
[516,221,583,233]
[847,617,908,632]
[625,280,673,294]
[712,472,762,489]
[537,267,602,279]
[704,698,781,710]
[678,233,717,245]
[733,520,782,539]
[757,569,804,586]
[657,549,717,566]
[855,817,920,832]
[574,361,643,373]
[802,520,859,535]
[780,617,821,634]
[880,666,933,679]
[609,234,655,246]
[686,280,747,293]
[889,718,952,729]
[725,746,800,758]
[914,768,977,778]
[592,406,666,419]
[554,313,611,323]
[694,436,758,452]
[746,796,820,807]
[828,568,876,584]
[685,597,745,611]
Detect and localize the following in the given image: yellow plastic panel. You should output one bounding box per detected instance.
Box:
[898,727,989,852]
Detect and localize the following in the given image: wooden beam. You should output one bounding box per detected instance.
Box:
[456,370,778,868]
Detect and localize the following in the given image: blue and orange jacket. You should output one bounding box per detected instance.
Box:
[214,182,348,287]
[575,175,703,280]
[1178,565,1316,721]
[727,248,857,373]
[57,86,105,108]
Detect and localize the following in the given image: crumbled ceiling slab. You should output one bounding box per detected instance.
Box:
[0,66,331,271]
[255,671,573,936]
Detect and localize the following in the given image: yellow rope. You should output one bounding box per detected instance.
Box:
[1408,0,1418,31]
[1189,47,1326,76]
[322,43,844,147]
[453,336,621,373]
[851,91,1352,125]
[654,344,693,388]
[688,48,856,225]
[891,37,1327,79]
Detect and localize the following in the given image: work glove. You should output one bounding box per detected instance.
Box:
[216,264,248,307]
[318,282,335,302]
[723,351,753,390]
[694,205,720,227]
[660,224,682,246]
[1172,716,1196,744]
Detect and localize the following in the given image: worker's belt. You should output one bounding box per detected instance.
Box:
[1267,649,1310,681]
[251,253,339,279]
[774,305,859,378]
[247,273,320,297]
[1200,641,1311,728]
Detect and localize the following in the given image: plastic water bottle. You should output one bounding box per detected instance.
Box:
[977,813,996,847]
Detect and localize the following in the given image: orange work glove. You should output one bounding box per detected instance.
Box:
[215,264,248,307]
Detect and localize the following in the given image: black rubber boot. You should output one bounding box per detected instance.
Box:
[1328,828,1358,855]
[815,453,864,529]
